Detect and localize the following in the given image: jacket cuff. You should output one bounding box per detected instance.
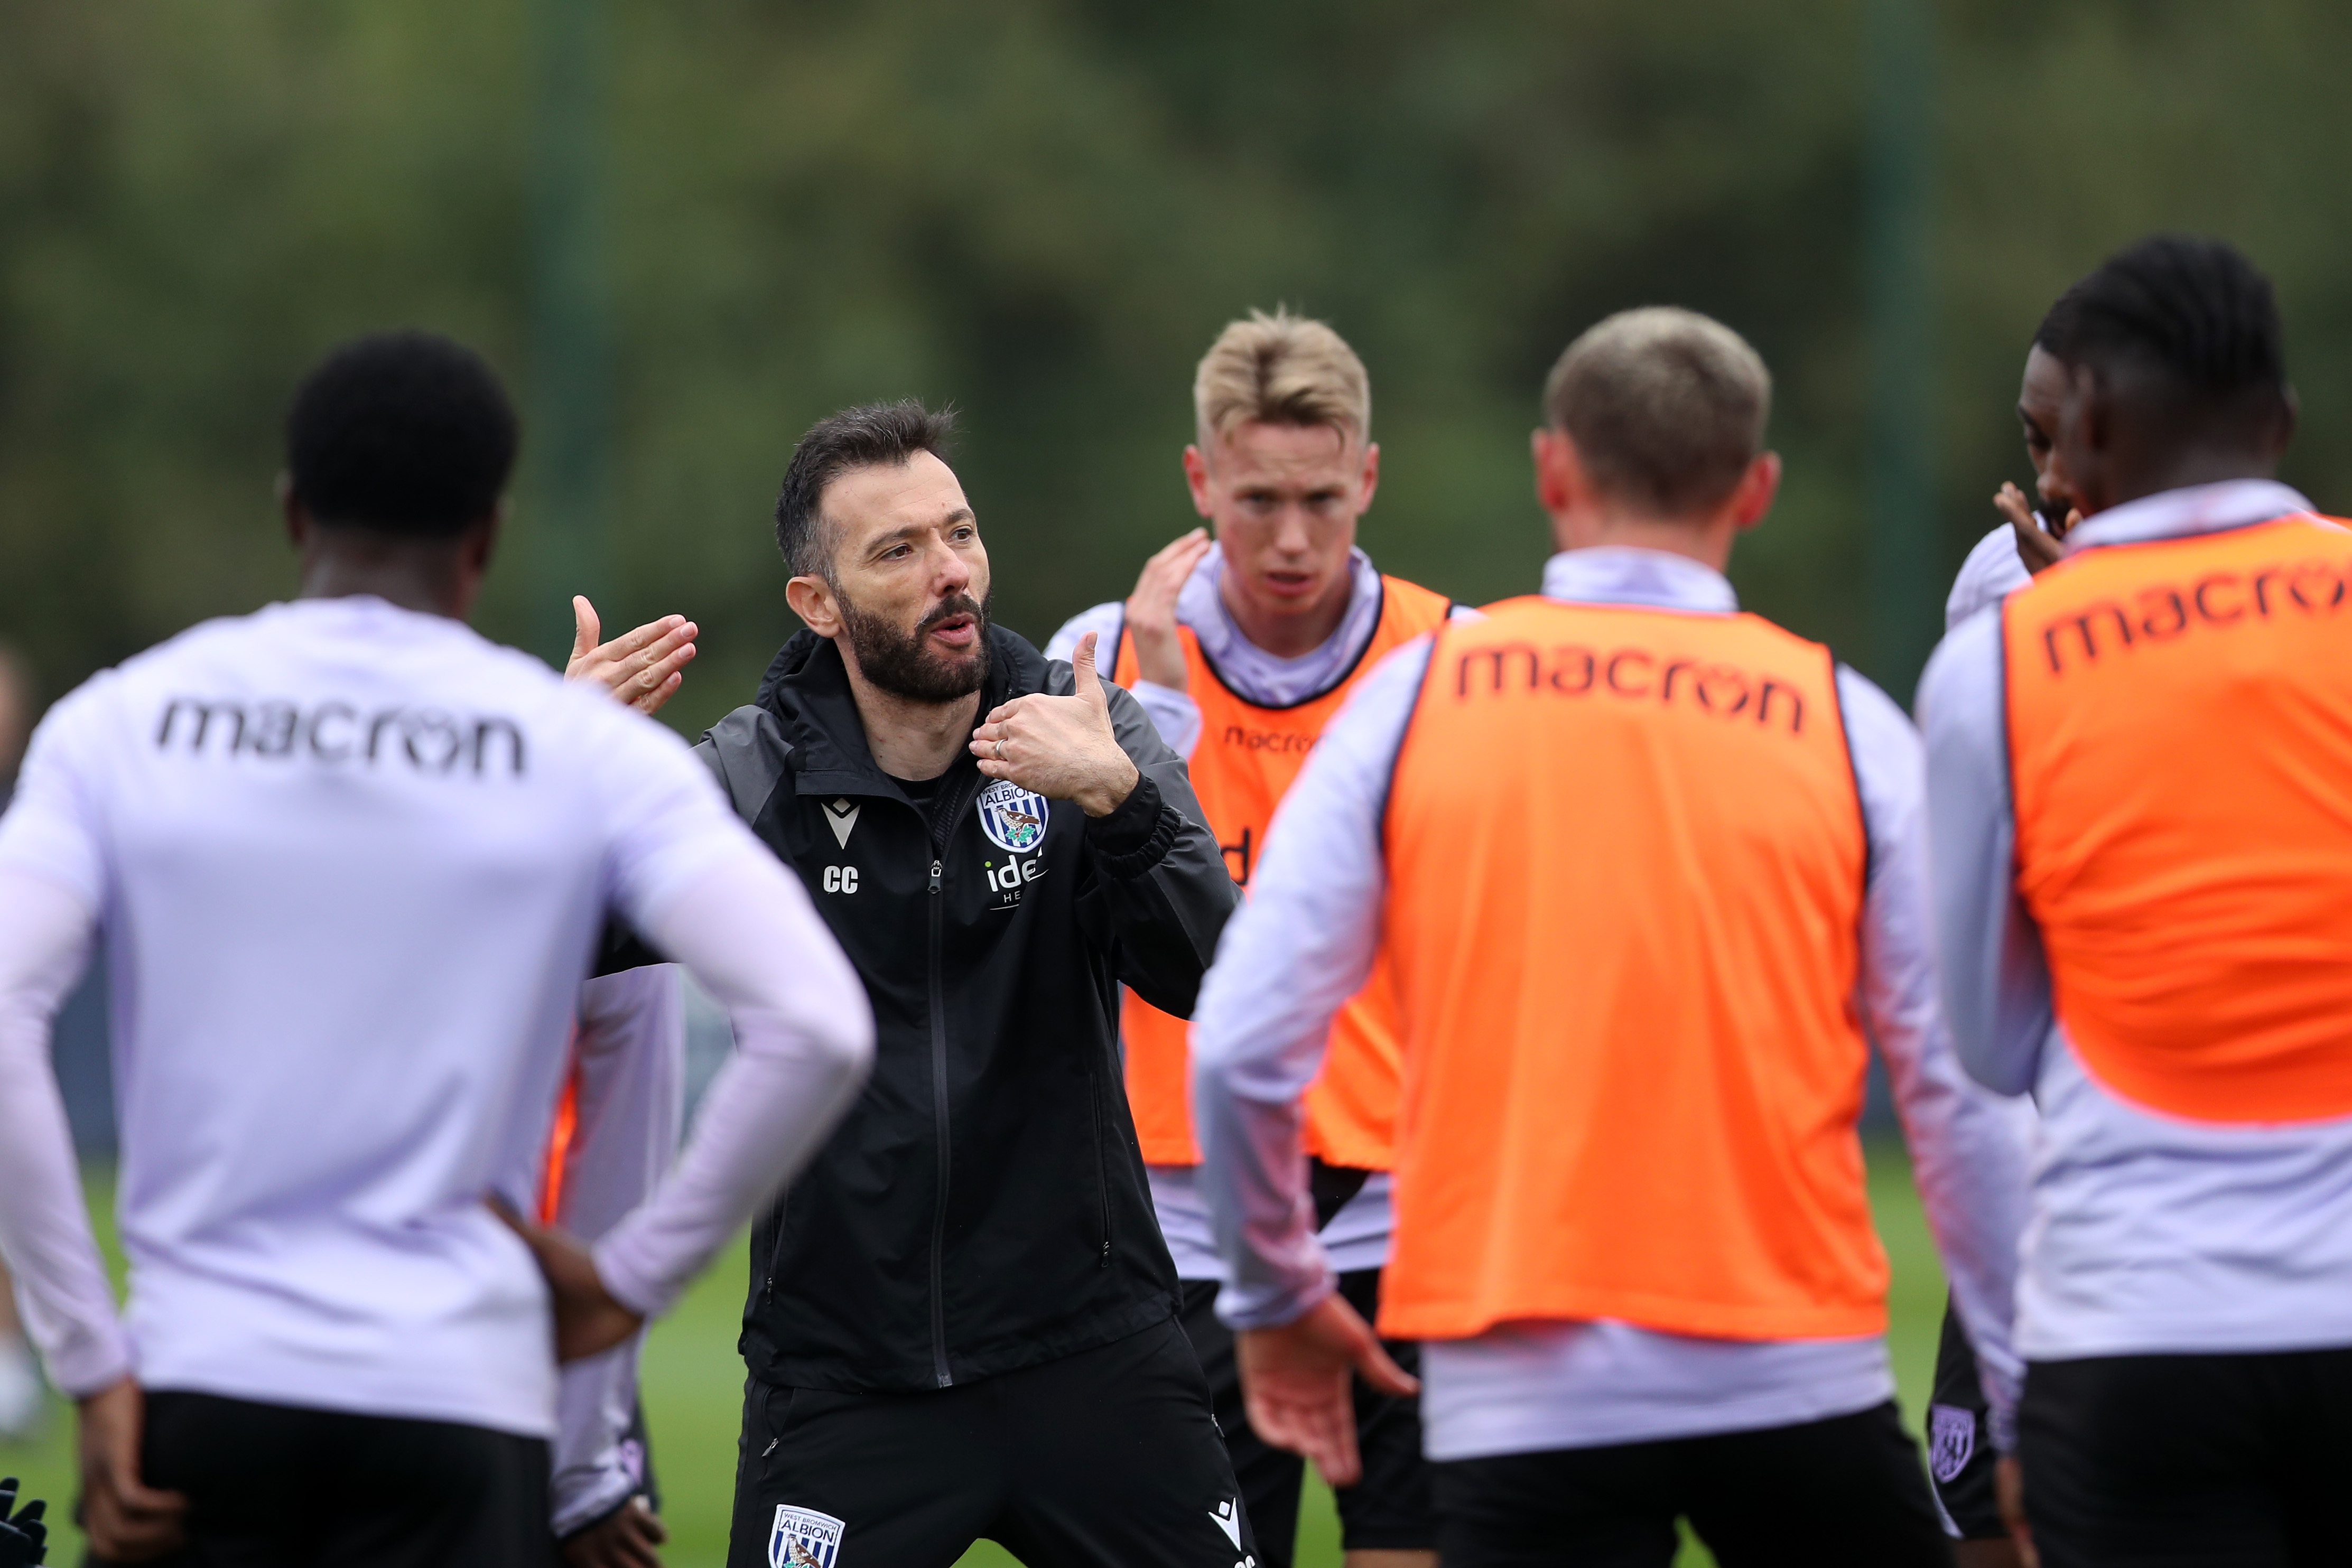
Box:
[1085,771,1175,876]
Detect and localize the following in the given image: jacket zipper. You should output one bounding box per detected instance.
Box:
[918,770,985,1389]
[760,1202,785,1307]
[926,853,952,1388]
[1085,1059,1113,1267]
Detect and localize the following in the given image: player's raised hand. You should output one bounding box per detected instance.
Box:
[969,632,1140,817]
[488,1197,647,1364]
[566,598,698,716]
[75,1380,187,1563]
[1234,1291,1418,1489]
[0,1476,49,1567]
[1123,527,1213,689]
[1995,482,2075,577]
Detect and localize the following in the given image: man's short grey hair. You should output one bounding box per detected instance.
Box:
[1542,307,1772,518]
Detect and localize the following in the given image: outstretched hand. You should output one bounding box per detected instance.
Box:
[488,1197,646,1364]
[1234,1291,1419,1489]
[75,1381,186,1563]
[969,632,1140,817]
[566,598,698,716]
[0,1476,49,1567]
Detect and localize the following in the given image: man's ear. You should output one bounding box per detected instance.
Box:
[2270,383,2300,461]
[467,501,508,574]
[1531,427,1582,515]
[1356,440,1381,511]
[278,473,308,549]
[1728,452,1782,532]
[2062,360,2115,515]
[785,575,842,637]
[1182,444,1216,521]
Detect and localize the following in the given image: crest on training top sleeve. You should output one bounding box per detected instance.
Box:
[1927,1403,1976,1484]
[977,779,1049,853]
[769,1504,845,1568]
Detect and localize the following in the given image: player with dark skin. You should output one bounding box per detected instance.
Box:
[1982,300,2296,1568]
[69,483,654,1563]
[1995,345,2084,574]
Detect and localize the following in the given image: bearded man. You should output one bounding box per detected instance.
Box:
[625,400,1250,1568]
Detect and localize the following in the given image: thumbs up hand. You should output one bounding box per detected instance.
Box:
[970,631,1141,817]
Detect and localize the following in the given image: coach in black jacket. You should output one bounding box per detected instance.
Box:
[678,401,1255,1568]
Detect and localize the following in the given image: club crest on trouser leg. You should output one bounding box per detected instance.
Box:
[1927,1403,1976,1484]
[769,1504,845,1568]
[976,779,1049,853]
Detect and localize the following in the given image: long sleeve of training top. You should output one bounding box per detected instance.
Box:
[1191,589,2030,1433]
[1917,610,2053,1096]
[549,966,686,1538]
[0,870,125,1396]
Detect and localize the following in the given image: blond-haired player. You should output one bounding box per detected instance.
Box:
[1049,309,1457,1568]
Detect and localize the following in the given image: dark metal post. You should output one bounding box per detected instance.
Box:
[1864,0,1936,702]
[529,0,611,663]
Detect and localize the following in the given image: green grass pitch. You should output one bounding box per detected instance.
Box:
[3,1145,1949,1567]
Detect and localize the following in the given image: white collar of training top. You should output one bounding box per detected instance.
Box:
[1540,546,1739,615]
[2064,478,2319,554]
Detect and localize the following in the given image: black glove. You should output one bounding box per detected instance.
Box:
[0,1477,48,1567]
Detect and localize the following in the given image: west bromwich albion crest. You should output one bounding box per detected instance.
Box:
[769,1504,845,1568]
[1927,1403,1975,1485]
[977,778,1049,853]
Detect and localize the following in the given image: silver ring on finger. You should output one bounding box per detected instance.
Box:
[995,737,1006,760]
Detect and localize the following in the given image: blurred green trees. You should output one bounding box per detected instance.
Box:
[6,0,2352,735]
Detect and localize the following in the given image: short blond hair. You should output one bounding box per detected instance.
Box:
[1193,308,1370,450]
[1543,306,1771,517]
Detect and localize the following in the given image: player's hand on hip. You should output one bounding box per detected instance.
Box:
[1123,528,1212,689]
[1995,1455,2039,1568]
[969,632,1140,817]
[75,1379,187,1563]
[562,1494,667,1568]
[488,1197,647,1363]
[1234,1291,1419,1490]
[566,597,698,716]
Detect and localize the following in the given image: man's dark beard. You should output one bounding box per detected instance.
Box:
[838,587,993,703]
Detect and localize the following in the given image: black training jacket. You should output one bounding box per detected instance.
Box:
[698,624,1238,1394]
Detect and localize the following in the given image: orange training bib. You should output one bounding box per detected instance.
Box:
[2004,516,2352,1123]
[1114,574,1452,1168]
[1379,598,1882,1343]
